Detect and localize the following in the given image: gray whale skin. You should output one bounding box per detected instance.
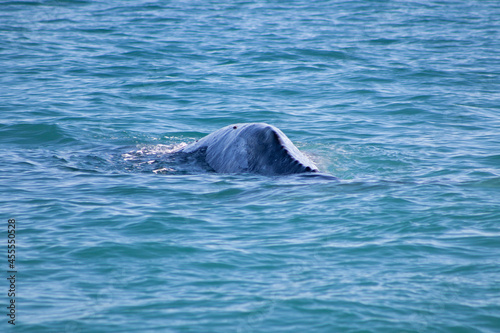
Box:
[179,123,320,175]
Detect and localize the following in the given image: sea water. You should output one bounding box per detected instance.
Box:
[1,1,499,332]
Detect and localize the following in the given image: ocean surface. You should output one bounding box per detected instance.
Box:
[1,0,500,332]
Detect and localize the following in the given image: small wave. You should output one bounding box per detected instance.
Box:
[0,122,76,146]
[122,143,186,161]
[121,143,213,174]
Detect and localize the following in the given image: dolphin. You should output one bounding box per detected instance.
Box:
[177,123,320,175]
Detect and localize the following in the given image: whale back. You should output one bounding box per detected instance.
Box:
[180,123,319,175]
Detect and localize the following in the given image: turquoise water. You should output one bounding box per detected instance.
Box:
[1,0,500,332]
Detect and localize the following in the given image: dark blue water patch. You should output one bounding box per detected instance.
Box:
[0,1,46,9]
[292,48,355,61]
[0,122,78,146]
[367,38,400,45]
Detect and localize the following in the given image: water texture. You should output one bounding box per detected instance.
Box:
[1,0,500,332]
